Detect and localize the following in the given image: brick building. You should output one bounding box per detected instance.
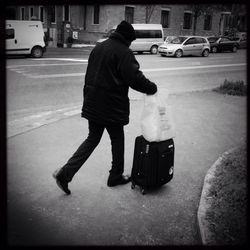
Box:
[5,4,247,47]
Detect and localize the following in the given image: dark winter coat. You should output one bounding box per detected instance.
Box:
[81,32,157,125]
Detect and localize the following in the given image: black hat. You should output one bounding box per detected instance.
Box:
[116,21,136,41]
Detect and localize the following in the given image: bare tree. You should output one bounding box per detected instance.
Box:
[190,4,231,35]
[226,4,246,36]
[145,5,155,23]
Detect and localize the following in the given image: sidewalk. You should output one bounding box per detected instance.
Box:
[7,90,246,246]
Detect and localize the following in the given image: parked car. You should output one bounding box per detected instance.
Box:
[163,36,178,44]
[6,20,46,58]
[229,37,247,49]
[97,23,164,54]
[207,36,238,53]
[158,36,210,58]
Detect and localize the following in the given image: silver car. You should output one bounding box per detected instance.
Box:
[158,36,210,58]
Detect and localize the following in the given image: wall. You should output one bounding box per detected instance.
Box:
[10,4,229,45]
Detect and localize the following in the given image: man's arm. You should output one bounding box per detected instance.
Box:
[119,50,157,95]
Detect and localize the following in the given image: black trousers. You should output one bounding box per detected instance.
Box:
[61,120,125,182]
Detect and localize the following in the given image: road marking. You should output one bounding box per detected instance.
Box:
[7,62,246,79]
[7,105,81,138]
[191,62,201,66]
[137,55,246,63]
[27,72,86,78]
[8,103,82,116]
[7,62,87,68]
[32,58,88,62]
[142,63,246,72]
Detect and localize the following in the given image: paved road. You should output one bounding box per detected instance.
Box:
[7,91,246,245]
[6,48,247,245]
[6,48,246,112]
[6,48,246,137]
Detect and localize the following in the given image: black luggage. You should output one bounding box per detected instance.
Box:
[131,135,174,194]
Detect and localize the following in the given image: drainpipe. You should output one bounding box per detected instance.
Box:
[83,5,86,30]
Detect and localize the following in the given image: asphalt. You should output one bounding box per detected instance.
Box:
[7,86,246,246]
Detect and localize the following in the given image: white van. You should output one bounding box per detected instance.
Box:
[6,20,46,58]
[97,23,164,54]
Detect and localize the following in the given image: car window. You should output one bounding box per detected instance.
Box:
[184,37,196,45]
[220,37,230,42]
[229,37,239,41]
[170,36,187,44]
[165,36,176,43]
[208,37,218,43]
[196,37,206,43]
[135,30,162,38]
[6,29,15,39]
[196,38,201,43]
[200,38,207,43]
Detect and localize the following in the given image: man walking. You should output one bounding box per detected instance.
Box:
[53,20,157,194]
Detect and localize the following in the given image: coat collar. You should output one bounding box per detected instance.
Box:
[109,32,131,47]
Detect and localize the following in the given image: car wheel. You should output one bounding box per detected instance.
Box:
[175,49,183,58]
[202,49,209,57]
[31,46,43,58]
[150,45,158,54]
[232,46,237,52]
[212,47,217,53]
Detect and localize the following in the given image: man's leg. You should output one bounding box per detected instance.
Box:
[106,125,130,187]
[106,124,124,176]
[61,120,105,181]
[53,120,104,194]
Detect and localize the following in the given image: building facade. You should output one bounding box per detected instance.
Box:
[6,4,247,47]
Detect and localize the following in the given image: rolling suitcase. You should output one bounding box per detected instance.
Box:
[131,135,174,194]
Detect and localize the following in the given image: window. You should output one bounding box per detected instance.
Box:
[185,37,196,45]
[204,14,212,30]
[20,7,25,20]
[161,9,170,28]
[171,36,186,44]
[51,6,56,23]
[208,37,218,43]
[6,29,15,39]
[224,15,230,29]
[93,5,99,24]
[6,7,16,19]
[39,6,44,22]
[220,37,230,42]
[135,30,162,39]
[63,5,70,21]
[238,15,246,32]
[29,6,34,20]
[196,37,207,43]
[183,12,192,29]
[125,6,134,23]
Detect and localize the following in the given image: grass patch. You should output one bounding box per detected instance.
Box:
[213,80,247,96]
[205,143,247,245]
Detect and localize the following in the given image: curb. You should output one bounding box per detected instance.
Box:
[8,89,215,139]
[71,44,95,48]
[197,146,239,245]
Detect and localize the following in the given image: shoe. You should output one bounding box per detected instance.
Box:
[107,174,131,187]
[53,168,71,195]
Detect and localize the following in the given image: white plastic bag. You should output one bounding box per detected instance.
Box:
[141,92,175,142]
